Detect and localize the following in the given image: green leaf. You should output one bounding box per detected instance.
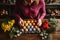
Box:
[9,31,15,38]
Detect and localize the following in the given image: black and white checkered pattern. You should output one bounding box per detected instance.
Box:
[20,25,41,33]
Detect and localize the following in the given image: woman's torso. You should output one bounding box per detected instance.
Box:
[17,0,43,19]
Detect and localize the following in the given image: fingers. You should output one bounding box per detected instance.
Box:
[19,18,24,27]
[37,19,42,26]
[20,21,24,26]
[37,22,42,26]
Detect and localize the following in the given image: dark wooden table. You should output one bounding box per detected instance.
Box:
[0,33,48,40]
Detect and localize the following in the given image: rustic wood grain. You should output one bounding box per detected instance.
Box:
[0,33,48,40]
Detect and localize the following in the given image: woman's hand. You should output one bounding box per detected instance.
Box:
[19,18,24,27]
[37,19,42,26]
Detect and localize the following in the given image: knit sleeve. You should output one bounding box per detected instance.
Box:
[13,0,21,21]
[38,0,46,20]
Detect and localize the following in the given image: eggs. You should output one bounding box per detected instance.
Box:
[20,19,40,33]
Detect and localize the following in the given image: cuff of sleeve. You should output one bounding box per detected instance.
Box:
[14,14,20,20]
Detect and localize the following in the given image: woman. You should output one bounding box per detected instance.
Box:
[14,0,46,27]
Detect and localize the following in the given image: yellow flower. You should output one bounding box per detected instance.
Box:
[2,23,5,27]
[8,20,15,26]
[8,21,11,24]
[5,25,9,29]
[6,25,12,31]
[1,19,15,32]
[4,29,6,32]
[1,24,13,32]
[11,20,15,24]
[10,23,14,26]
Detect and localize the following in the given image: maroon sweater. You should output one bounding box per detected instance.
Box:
[14,0,46,20]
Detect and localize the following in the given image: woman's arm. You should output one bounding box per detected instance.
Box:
[38,0,46,20]
[14,0,21,21]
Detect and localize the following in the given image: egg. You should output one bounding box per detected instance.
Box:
[25,23,28,26]
[51,12,55,16]
[45,36,47,38]
[40,33,44,36]
[33,28,36,31]
[17,34,20,36]
[46,33,48,36]
[21,29,24,32]
[35,25,38,29]
[24,20,26,24]
[35,20,37,23]
[27,20,30,23]
[14,35,17,37]
[26,29,28,32]
[42,37,44,39]
[24,26,26,30]
[27,26,30,29]
[29,23,32,26]
[19,32,22,34]
[31,26,34,28]
[29,28,32,31]
[16,30,20,33]
[37,28,41,32]
[33,23,35,26]
[31,20,34,23]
